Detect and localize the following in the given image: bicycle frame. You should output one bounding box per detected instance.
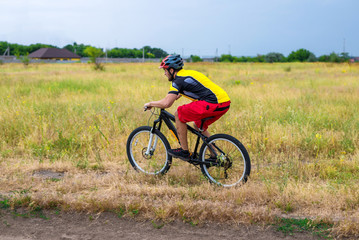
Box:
[147,109,218,165]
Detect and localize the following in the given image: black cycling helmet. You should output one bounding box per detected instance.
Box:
[159,54,184,70]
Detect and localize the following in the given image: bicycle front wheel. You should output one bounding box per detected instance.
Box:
[199,134,251,187]
[126,126,172,175]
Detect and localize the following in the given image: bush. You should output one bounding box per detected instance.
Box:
[21,56,30,66]
[15,52,30,67]
[84,46,105,71]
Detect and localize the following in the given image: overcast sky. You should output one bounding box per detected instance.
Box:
[1,0,358,57]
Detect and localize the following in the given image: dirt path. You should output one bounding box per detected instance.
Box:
[0,209,321,240]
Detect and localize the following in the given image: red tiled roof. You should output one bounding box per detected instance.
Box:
[28,48,80,58]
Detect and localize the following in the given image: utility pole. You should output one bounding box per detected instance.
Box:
[215,48,218,62]
[142,48,145,62]
[343,38,346,53]
[3,46,10,56]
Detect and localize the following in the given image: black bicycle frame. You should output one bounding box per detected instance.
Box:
[150,109,215,164]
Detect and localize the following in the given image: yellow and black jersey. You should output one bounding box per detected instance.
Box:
[168,69,230,104]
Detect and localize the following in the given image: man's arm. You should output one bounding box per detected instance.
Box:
[144,93,178,109]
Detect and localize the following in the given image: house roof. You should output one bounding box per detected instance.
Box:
[28,48,80,58]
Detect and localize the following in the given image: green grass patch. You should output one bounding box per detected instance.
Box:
[12,208,48,220]
[0,197,11,209]
[275,218,333,239]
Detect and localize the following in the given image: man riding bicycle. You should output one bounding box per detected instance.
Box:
[144,54,231,161]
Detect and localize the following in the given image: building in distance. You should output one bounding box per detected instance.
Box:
[29,48,80,61]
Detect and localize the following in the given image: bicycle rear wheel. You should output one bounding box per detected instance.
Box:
[199,134,251,187]
[126,126,172,175]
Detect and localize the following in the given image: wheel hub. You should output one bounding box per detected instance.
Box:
[142,148,152,159]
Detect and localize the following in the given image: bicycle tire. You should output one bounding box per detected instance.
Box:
[199,134,251,187]
[126,126,172,175]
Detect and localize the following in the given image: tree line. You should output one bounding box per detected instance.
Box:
[0,42,57,56]
[0,41,352,63]
[216,49,350,63]
[0,42,168,58]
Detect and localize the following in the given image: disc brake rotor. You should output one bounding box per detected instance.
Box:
[142,148,152,159]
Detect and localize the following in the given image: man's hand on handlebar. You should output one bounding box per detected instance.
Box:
[144,103,152,111]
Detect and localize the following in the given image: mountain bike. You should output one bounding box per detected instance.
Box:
[126,108,251,187]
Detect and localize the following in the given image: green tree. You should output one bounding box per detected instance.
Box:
[340,52,350,61]
[190,55,203,62]
[219,54,234,62]
[256,54,265,62]
[329,52,342,63]
[318,55,329,62]
[0,42,9,55]
[28,43,56,53]
[1,41,56,56]
[287,48,315,62]
[141,46,168,58]
[64,44,75,53]
[150,47,168,58]
[307,53,317,62]
[84,46,105,70]
[146,52,155,58]
[67,43,91,57]
[264,52,285,63]
[233,56,246,62]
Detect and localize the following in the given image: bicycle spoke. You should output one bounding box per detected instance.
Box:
[200,135,250,187]
[127,127,171,175]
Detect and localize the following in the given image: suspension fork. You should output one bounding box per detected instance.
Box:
[145,118,163,156]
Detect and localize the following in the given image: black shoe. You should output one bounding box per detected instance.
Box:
[167,148,190,161]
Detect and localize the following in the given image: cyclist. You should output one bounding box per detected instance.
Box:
[144,54,231,161]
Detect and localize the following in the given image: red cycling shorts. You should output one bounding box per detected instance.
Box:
[177,100,230,131]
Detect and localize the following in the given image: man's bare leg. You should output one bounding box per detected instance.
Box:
[193,123,211,138]
[193,123,216,157]
[175,111,189,150]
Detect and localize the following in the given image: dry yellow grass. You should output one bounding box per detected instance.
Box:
[0,62,358,237]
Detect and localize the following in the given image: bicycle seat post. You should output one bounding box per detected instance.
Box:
[199,120,205,132]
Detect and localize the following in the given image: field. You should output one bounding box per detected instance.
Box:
[0,62,358,238]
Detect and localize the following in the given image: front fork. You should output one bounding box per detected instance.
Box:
[144,118,162,156]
